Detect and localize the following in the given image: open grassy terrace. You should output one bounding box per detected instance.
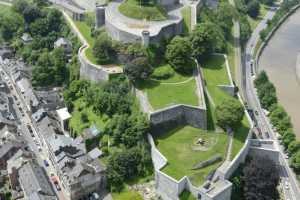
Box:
[155,126,228,186]
[73,19,99,64]
[137,64,200,110]
[181,6,191,33]
[119,0,167,21]
[201,55,231,105]
[69,98,108,135]
[201,55,250,160]
[112,189,143,200]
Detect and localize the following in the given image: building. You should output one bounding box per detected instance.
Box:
[20,33,33,44]
[18,160,57,200]
[16,78,39,112]
[54,38,73,54]
[47,134,106,200]
[56,107,71,133]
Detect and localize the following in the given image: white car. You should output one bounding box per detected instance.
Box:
[285,181,289,190]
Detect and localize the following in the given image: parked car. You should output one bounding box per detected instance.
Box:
[43,160,49,167]
[54,183,61,191]
[285,181,289,190]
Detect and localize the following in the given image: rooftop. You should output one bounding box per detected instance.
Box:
[56,107,71,121]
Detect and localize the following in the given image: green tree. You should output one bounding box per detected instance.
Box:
[216,2,235,38]
[247,0,260,18]
[254,70,269,87]
[189,22,225,59]
[124,57,153,82]
[290,150,300,172]
[52,47,67,85]
[288,141,300,155]
[243,156,280,199]
[93,32,113,64]
[0,12,24,41]
[22,4,41,23]
[281,131,296,149]
[257,81,277,109]
[215,98,244,129]
[240,15,251,44]
[12,0,29,14]
[165,36,193,73]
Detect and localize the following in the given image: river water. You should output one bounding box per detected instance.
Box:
[259,9,300,138]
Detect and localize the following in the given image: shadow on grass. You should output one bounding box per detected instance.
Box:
[233,121,250,143]
[200,55,225,71]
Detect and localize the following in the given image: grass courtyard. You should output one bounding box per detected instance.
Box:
[69,98,108,135]
[112,189,143,200]
[181,6,191,33]
[155,126,228,186]
[119,0,167,21]
[201,55,250,160]
[136,64,200,110]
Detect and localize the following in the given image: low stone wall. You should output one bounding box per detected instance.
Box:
[150,104,207,133]
[78,45,122,82]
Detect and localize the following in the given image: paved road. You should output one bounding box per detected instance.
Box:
[243,5,300,200]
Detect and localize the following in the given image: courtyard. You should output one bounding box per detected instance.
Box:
[137,63,201,110]
[154,126,228,186]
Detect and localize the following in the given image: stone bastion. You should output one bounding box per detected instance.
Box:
[104,1,184,44]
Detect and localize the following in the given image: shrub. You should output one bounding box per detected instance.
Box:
[151,65,174,80]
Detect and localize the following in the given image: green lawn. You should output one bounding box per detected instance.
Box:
[201,55,231,105]
[74,20,100,65]
[112,190,143,200]
[69,98,108,135]
[181,6,191,33]
[0,4,10,15]
[119,0,167,21]
[137,64,199,110]
[180,190,196,200]
[155,126,228,186]
[248,4,269,30]
[227,28,236,82]
[202,55,250,160]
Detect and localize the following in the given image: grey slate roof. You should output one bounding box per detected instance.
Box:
[18,161,56,199]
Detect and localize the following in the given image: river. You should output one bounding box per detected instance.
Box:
[259,9,300,138]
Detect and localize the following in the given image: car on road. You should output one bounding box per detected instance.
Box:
[254,110,259,116]
[43,160,49,167]
[54,183,61,191]
[285,154,289,159]
[285,181,289,190]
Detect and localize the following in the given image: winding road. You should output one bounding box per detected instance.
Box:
[242,4,300,200]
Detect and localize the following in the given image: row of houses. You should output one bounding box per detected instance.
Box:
[2,53,106,199]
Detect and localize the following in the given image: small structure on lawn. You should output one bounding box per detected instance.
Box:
[20,33,33,44]
[54,37,72,54]
[83,124,101,140]
[56,107,71,133]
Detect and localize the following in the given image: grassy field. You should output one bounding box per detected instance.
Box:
[248,4,269,30]
[180,190,196,200]
[202,55,250,160]
[69,98,108,135]
[137,64,199,110]
[74,20,100,65]
[201,55,232,105]
[112,190,143,200]
[181,6,191,33]
[155,126,228,186]
[119,0,167,21]
[227,28,236,82]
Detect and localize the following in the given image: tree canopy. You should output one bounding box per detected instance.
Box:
[215,98,244,129]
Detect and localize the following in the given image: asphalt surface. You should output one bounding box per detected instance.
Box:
[243,5,300,200]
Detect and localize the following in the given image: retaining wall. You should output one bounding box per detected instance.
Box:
[150,104,207,133]
[78,45,122,82]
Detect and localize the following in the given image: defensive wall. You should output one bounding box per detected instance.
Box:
[147,62,207,133]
